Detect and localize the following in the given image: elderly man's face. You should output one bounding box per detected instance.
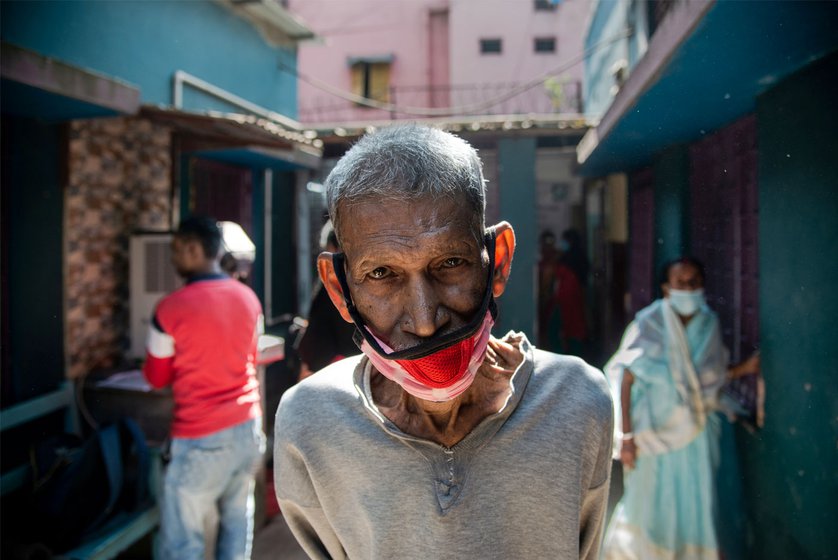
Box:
[332,195,488,351]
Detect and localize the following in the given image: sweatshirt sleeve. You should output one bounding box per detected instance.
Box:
[274,393,347,560]
[143,312,175,388]
[579,476,611,559]
[579,374,615,559]
[276,499,346,560]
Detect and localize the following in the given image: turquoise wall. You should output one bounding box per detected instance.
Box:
[584,0,630,118]
[496,138,537,339]
[652,144,690,277]
[746,52,838,559]
[580,2,838,177]
[250,169,267,303]
[646,141,746,559]
[251,167,300,315]
[1,0,298,117]
[268,172,297,318]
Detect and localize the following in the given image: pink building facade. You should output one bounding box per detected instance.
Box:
[289,0,590,124]
[448,0,589,116]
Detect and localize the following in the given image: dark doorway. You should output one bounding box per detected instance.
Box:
[191,158,254,239]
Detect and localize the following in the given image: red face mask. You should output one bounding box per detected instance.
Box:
[397,336,475,388]
[360,311,495,402]
[332,230,499,401]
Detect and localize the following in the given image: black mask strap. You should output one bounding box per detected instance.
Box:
[332,228,499,360]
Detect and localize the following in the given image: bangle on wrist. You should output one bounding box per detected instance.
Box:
[621,432,634,440]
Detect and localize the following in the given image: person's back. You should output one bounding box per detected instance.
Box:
[151,274,262,437]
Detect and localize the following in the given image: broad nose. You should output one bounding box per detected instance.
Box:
[401,274,447,339]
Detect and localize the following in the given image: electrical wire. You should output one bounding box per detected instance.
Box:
[283,27,633,117]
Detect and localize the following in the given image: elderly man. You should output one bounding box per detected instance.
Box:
[274,125,613,559]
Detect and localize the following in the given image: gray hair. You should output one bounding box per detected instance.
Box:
[325,125,487,243]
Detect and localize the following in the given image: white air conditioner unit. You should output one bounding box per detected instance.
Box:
[129,233,182,359]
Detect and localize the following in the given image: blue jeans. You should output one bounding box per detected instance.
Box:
[159,418,265,560]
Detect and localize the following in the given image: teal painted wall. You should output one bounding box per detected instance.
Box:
[252,167,299,316]
[746,52,838,559]
[652,144,690,278]
[652,142,747,559]
[1,118,64,403]
[250,169,267,303]
[497,138,537,339]
[268,172,297,318]
[584,0,631,118]
[1,0,298,117]
[580,2,838,176]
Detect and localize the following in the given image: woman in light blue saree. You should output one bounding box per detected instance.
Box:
[603,258,759,560]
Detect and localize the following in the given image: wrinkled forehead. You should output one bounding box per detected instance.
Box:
[334,192,484,249]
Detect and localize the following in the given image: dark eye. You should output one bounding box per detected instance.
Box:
[369,267,390,279]
[442,257,464,268]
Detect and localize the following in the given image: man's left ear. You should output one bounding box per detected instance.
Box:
[490,222,515,298]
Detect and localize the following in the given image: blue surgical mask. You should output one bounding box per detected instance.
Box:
[667,288,705,316]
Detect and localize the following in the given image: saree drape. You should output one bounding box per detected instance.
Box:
[603,299,730,560]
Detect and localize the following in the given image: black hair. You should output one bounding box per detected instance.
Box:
[220,252,237,274]
[540,230,556,243]
[659,256,706,285]
[559,228,589,286]
[561,228,582,247]
[177,215,222,259]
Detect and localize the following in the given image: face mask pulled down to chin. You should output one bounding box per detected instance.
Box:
[332,230,498,402]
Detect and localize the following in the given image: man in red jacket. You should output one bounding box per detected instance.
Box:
[144,215,265,560]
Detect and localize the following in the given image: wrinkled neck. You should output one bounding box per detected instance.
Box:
[370,335,523,448]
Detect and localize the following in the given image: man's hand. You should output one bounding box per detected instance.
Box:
[620,437,637,469]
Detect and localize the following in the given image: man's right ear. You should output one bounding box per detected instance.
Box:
[317,253,355,323]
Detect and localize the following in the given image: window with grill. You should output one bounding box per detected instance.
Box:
[480,38,502,55]
[534,37,556,53]
[350,62,391,104]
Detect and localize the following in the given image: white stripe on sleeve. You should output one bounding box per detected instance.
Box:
[147,323,175,358]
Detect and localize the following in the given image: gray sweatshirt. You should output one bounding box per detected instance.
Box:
[274,334,613,559]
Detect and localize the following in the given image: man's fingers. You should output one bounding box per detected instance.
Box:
[488,338,523,367]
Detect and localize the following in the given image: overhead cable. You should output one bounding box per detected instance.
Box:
[281,27,633,117]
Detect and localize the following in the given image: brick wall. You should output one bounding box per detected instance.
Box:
[65,117,172,378]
